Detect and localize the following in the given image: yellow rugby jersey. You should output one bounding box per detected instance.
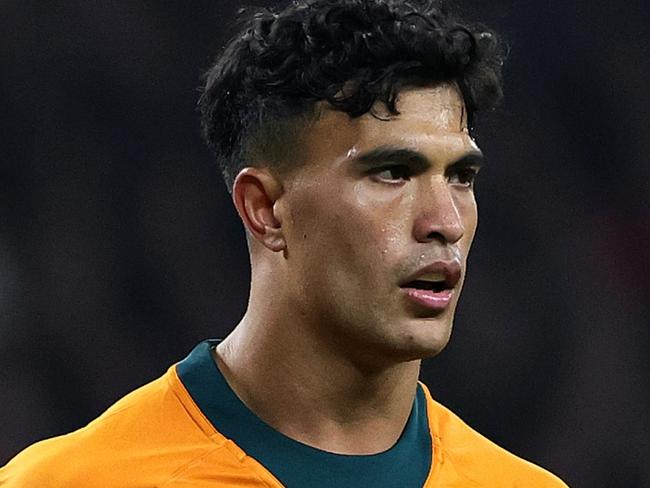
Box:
[0,340,568,487]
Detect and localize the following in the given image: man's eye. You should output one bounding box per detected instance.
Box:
[449,167,479,188]
[371,165,411,183]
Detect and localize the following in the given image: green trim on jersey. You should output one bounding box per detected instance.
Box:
[177,340,431,488]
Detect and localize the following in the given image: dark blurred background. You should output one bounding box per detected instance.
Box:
[1,1,648,486]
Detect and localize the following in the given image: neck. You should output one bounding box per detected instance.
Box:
[215,290,421,455]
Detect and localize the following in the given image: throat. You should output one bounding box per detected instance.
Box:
[215,335,421,455]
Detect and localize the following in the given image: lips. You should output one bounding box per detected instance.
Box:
[399,261,462,312]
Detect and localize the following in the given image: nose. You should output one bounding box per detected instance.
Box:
[412,178,464,244]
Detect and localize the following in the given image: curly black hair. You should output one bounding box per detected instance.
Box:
[199,0,505,191]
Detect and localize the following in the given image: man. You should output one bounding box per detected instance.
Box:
[1,0,569,486]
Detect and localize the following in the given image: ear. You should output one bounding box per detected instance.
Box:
[232,167,286,252]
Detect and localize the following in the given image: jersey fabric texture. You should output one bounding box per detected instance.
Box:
[0,340,569,487]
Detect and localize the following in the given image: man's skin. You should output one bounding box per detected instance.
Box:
[215,83,483,456]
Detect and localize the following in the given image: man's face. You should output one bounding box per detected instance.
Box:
[278,84,481,366]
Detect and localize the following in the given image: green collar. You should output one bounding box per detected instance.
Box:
[177,340,431,488]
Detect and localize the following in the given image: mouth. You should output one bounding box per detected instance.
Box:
[399,262,461,313]
[402,278,450,293]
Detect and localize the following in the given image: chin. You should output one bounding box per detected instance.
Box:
[405,335,452,361]
[384,317,454,362]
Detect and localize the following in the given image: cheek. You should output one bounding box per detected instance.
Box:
[287,183,407,275]
[343,182,412,257]
[352,180,404,208]
[454,192,478,255]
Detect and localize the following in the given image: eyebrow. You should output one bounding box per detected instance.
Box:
[352,145,485,170]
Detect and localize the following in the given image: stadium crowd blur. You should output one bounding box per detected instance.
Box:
[1,1,648,486]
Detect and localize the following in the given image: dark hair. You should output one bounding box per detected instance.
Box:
[199,0,505,191]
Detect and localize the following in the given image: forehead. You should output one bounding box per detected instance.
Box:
[295,84,475,169]
[372,83,468,132]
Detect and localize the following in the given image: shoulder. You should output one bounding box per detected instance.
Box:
[0,365,223,488]
[420,383,569,488]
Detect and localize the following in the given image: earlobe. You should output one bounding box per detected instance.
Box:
[232,168,286,252]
